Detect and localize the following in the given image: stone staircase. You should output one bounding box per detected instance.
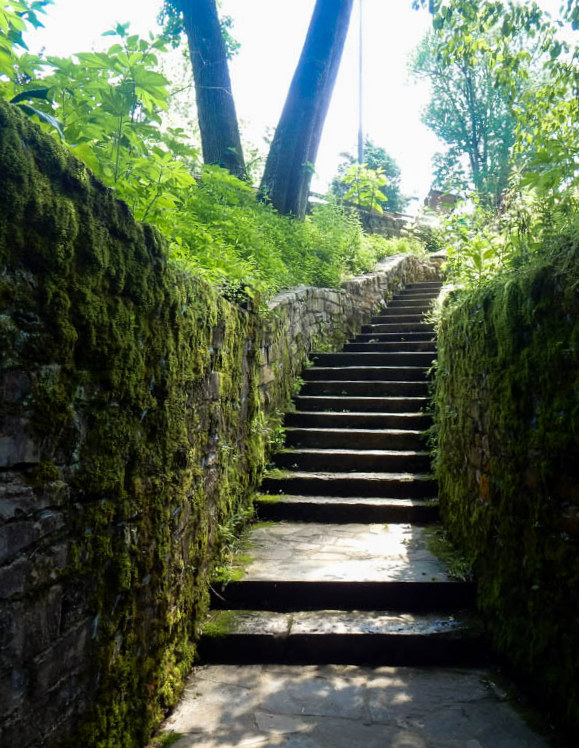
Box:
[200,281,483,667]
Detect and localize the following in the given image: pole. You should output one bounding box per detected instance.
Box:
[357,0,364,164]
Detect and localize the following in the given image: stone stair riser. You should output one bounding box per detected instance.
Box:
[310,352,436,367]
[256,499,439,524]
[293,395,429,412]
[302,367,429,382]
[284,413,431,430]
[198,633,485,667]
[210,580,475,612]
[299,381,429,397]
[284,428,427,450]
[361,323,435,333]
[344,342,436,352]
[354,332,435,342]
[274,450,431,473]
[262,474,437,498]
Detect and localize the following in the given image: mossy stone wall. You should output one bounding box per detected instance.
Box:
[434,255,579,728]
[0,100,439,747]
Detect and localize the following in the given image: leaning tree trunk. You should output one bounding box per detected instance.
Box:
[259,0,355,218]
[179,0,246,177]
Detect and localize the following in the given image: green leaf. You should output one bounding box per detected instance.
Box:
[16,103,64,138]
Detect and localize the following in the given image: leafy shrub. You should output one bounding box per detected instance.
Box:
[0,2,419,299]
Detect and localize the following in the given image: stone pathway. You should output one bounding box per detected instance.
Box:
[155,282,549,746]
[161,665,547,748]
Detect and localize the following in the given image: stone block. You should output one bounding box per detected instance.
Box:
[0,665,30,719]
[1,370,32,404]
[0,556,31,600]
[0,418,41,468]
[33,619,91,694]
[0,521,37,564]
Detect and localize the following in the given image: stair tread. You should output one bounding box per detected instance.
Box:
[285,426,425,435]
[237,522,453,583]
[293,396,429,412]
[203,609,479,637]
[257,495,436,506]
[288,412,428,418]
[266,470,434,480]
[280,448,429,456]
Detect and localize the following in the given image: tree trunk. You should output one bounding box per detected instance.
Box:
[179,0,245,178]
[259,0,355,218]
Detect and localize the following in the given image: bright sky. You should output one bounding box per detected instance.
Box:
[25,0,564,205]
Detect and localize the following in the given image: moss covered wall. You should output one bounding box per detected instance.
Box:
[434,253,579,728]
[0,100,439,747]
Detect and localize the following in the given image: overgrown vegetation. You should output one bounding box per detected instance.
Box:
[413,0,578,288]
[330,138,410,214]
[0,0,407,299]
[416,0,579,729]
[433,240,579,728]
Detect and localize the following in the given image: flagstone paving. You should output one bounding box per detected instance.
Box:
[159,664,548,748]
[241,523,449,582]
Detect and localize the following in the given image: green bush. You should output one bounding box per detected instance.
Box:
[0,7,418,300]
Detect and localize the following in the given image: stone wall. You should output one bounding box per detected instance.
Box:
[434,257,579,729]
[0,100,440,747]
[258,253,439,412]
[359,209,409,238]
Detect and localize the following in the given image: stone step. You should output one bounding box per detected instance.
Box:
[405,282,443,290]
[354,331,435,342]
[310,352,436,367]
[274,448,431,473]
[299,380,429,397]
[256,495,438,524]
[211,579,475,612]
[262,470,437,498]
[293,395,429,412]
[302,367,429,382]
[369,313,428,323]
[284,426,427,450]
[392,292,440,301]
[388,299,434,308]
[285,411,430,430]
[211,522,470,607]
[199,610,485,666]
[343,341,436,352]
[361,322,435,334]
[373,306,430,317]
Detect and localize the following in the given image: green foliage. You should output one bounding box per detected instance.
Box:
[171,179,407,294]
[423,526,473,582]
[404,212,446,253]
[415,0,578,204]
[159,0,240,59]
[331,138,409,213]
[1,9,406,300]
[339,162,388,214]
[411,21,520,205]
[438,185,579,289]
[149,733,184,748]
[413,1,578,288]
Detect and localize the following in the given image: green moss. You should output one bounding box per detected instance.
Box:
[0,101,435,746]
[256,494,285,504]
[423,526,473,582]
[433,243,579,729]
[27,460,59,488]
[0,101,270,747]
[202,610,240,638]
[148,733,184,748]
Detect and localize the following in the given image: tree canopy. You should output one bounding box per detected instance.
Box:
[331,139,409,213]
